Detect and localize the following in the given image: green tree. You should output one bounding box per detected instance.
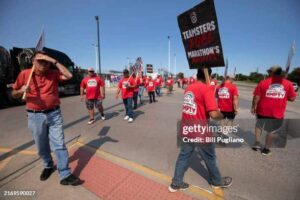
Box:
[177,72,184,79]
[287,67,300,84]
[249,72,265,83]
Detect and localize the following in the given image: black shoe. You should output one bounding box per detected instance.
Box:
[168,182,189,192]
[261,148,271,156]
[60,174,81,186]
[211,177,233,188]
[40,168,55,181]
[251,141,261,151]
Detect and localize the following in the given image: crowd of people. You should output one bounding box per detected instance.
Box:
[11,51,296,194]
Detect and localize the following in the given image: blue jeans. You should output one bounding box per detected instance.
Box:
[27,109,71,180]
[155,86,161,96]
[172,143,221,185]
[138,86,144,102]
[123,98,133,118]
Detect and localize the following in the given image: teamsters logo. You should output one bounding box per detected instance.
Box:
[266,84,286,99]
[218,87,230,99]
[87,79,97,87]
[190,11,197,24]
[183,92,196,115]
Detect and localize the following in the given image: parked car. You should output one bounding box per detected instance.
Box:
[292,82,298,92]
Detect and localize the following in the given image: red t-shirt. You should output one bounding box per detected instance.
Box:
[189,77,196,84]
[166,78,173,86]
[216,82,238,112]
[118,77,135,99]
[181,82,218,139]
[80,76,105,100]
[155,77,163,87]
[210,79,218,90]
[253,77,296,119]
[146,80,155,92]
[13,69,61,110]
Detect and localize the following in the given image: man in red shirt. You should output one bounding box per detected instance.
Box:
[251,66,296,155]
[216,75,239,128]
[146,76,156,103]
[80,67,106,125]
[154,74,163,97]
[189,76,196,85]
[169,68,232,192]
[132,73,140,109]
[210,74,218,91]
[12,51,80,186]
[166,75,174,94]
[116,69,136,123]
[138,72,145,104]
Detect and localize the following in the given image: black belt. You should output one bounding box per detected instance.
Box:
[26,106,60,114]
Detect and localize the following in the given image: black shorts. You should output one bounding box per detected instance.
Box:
[256,114,283,133]
[85,99,102,110]
[221,111,236,120]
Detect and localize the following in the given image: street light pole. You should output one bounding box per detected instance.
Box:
[168,36,170,74]
[95,16,101,74]
[174,53,176,76]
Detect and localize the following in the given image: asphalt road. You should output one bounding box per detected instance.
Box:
[0,85,299,200]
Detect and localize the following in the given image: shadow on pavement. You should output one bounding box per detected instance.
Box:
[134,110,145,120]
[188,150,211,184]
[0,102,123,162]
[69,126,118,177]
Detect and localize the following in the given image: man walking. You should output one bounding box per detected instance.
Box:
[155,74,163,97]
[138,72,145,104]
[146,76,156,103]
[116,69,136,123]
[12,51,80,185]
[166,75,174,95]
[169,68,232,192]
[251,66,296,155]
[216,75,239,129]
[80,67,105,125]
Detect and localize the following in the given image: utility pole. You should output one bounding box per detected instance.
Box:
[168,36,170,74]
[95,16,101,74]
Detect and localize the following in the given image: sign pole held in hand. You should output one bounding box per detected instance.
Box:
[22,30,45,100]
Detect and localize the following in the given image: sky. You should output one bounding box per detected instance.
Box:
[1,0,299,77]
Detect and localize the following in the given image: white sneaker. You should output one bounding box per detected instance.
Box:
[128,118,133,123]
[124,116,129,120]
[88,119,94,125]
[101,115,105,120]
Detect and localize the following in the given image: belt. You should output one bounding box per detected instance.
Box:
[26,106,60,114]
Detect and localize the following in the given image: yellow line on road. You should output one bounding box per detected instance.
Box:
[75,141,224,200]
[0,148,37,156]
[0,156,14,171]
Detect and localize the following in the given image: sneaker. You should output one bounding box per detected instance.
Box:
[101,114,105,120]
[168,182,189,192]
[252,141,261,151]
[40,168,54,181]
[124,116,129,120]
[261,148,271,156]
[60,174,81,186]
[88,119,94,125]
[211,177,233,188]
[128,118,133,123]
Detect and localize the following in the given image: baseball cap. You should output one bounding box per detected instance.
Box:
[88,67,95,72]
